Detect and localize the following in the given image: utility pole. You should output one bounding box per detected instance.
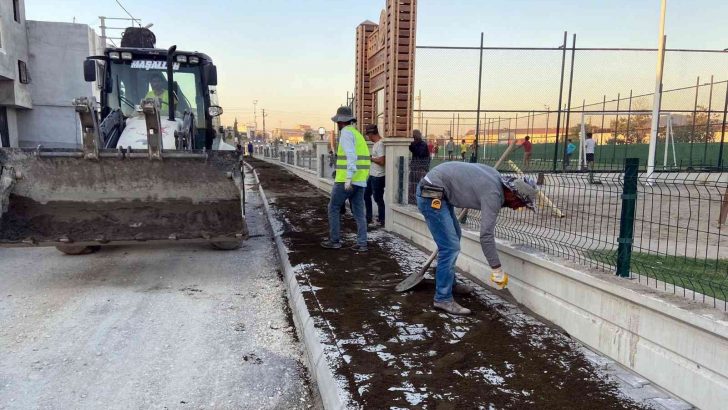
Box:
[416,90,423,130]
[262,109,267,142]
[253,100,258,132]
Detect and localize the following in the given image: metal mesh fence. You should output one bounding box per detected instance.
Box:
[413,41,728,173]
[399,153,728,309]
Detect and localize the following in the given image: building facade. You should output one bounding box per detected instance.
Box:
[0,0,103,148]
[0,0,31,147]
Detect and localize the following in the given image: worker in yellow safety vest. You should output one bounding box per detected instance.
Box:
[146,73,174,113]
[321,106,371,252]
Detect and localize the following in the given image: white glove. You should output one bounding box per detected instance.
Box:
[490,267,509,288]
[344,179,353,191]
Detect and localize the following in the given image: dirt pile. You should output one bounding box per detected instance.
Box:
[250,158,645,409]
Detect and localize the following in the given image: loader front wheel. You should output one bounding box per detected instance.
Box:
[211,241,243,251]
[55,245,101,255]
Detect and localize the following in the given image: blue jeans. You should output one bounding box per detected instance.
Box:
[364,176,386,223]
[416,185,461,303]
[328,183,367,247]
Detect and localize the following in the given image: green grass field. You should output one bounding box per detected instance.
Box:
[588,249,728,301]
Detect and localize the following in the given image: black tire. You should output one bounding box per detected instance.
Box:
[210,241,243,251]
[55,245,101,255]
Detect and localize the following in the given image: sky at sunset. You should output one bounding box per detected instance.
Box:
[27,1,728,131]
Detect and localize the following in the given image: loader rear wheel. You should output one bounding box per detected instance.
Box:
[55,245,101,255]
[211,241,243,251]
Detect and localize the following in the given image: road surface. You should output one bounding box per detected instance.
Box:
[0,178,316,409]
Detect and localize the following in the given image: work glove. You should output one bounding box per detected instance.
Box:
[489,267,509,289]
[344,179,353,191]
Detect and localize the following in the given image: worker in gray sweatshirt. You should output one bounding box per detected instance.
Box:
[417,162,538,315]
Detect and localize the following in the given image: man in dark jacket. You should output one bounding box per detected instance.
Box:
[408,129,430,203]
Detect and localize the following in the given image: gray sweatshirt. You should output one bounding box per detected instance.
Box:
[424,162,504,267]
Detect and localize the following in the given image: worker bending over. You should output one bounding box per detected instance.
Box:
[417,162,538,315]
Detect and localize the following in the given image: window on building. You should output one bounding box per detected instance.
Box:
[13,0,21,22]
[18,60,30,84]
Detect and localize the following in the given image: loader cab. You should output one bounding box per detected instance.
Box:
[84,48,222,150]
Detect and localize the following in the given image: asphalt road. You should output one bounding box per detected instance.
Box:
[0,183,315,409]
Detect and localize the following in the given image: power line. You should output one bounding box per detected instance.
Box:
[115,0,140,26]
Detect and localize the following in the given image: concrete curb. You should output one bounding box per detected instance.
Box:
[247,163,350,410]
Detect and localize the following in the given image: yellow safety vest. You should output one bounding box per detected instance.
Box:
[335,125,371,183]
[145,90,169,109]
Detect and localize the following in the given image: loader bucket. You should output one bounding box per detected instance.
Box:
[0,148,247,248]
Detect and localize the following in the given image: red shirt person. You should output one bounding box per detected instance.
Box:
[521,136,533,168]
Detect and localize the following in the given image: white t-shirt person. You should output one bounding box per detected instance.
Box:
[370,139,385,177]
[584,137,596,154]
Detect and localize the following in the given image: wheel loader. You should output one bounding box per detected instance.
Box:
[0,28,247,254]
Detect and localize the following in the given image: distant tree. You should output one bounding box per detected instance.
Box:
[303,130,316,143]
[609,113,651,144]
[671,107,720,143]
[568,123,599,139]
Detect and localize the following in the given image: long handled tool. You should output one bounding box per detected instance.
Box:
[395,143,518,292]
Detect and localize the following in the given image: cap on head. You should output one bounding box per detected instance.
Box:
[501,176,539,210]
[365,124,379,135]
[331,106,356,123]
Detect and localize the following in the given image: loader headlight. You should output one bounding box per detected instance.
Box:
[176,55,188,63]
[188,56,199,64]
[121,52,133,60]
[108,52,120,60]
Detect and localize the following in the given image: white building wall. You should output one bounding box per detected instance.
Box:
[16,21,102,148]
[0,0,31,147]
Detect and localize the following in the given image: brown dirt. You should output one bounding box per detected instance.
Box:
[249,158,647,409]
[0,195,244,244]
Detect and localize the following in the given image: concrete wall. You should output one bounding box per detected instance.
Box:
[261,149,728,410]
[16,21,102,148]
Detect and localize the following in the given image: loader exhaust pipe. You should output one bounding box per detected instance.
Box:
[166,45,177,122]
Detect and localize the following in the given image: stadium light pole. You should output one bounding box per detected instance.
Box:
[646,0,667,181]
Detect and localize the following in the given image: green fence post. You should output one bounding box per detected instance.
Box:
[617,157,639,277]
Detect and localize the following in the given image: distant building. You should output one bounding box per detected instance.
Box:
[271,124,312,144]
[0,0,103,148]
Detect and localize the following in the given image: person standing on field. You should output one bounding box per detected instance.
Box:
[584,132,596,171]
[446,137,455,161]
[521,136,533,168]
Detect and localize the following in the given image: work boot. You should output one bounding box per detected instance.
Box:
[350,244,368,252]
[320,240,342,249]
[453,283,474,295]
[433,300,471,316]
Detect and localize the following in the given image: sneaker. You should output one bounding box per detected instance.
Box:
[350,244,368,252]
[367,221,379,229]
[453,283,474,295]
[433,300,471,315]
[320,240,342,249]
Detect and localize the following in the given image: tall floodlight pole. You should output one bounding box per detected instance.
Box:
[647,0,667,179]
[253,100,259,132]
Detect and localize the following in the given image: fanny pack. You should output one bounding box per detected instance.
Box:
[420,183,445,199]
